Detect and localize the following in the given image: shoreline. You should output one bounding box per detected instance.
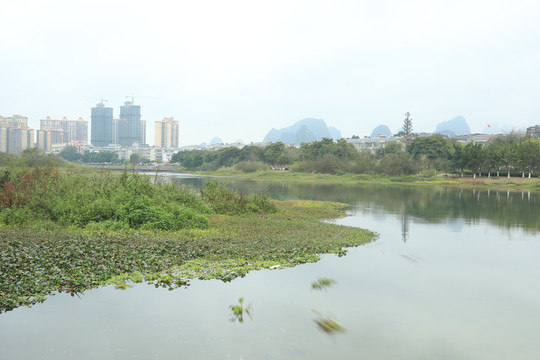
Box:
[88,164,540,189]
[186,169,540,191]
[0,200,375,313]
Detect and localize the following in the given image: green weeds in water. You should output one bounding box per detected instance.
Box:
[0,199,374,313]
[313,312,345,335]
[311,278,337,291]
[312,277,345,336]
[229,297,253,323]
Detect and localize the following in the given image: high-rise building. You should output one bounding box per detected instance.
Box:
[155,117,179,148]
[140,120,147,146]
[40,116,88,146]
[117,100,141,146]
[0,115,34,154]
[0,126,8,153]
[0,115,28,128]
[91,102,113,147]
[7,128,34,154]
[36,129,66,152]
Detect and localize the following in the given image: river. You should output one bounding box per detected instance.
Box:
[1,176,539,359]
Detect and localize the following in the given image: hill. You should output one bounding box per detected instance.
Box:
[370,124,392,137]
[435,116,471,136]
[263,118,341,145]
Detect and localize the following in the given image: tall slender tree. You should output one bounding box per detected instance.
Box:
[403,112,413,136]
[401,112,413,147]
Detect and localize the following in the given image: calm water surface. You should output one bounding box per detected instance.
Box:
[1,176,539,359]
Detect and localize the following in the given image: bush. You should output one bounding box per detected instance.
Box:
[0,168,211,231]
[235,160,266,173]
[200,180,277,215]
[377,153,419,175]
[290,155,349,174]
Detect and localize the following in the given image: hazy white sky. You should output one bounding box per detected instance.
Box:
[2,0,540,145]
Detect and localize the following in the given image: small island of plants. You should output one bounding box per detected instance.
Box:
[0,156,375,313]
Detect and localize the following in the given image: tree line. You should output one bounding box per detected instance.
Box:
[171,133,540,177]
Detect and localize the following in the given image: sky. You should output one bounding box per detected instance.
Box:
[1,0,540,146]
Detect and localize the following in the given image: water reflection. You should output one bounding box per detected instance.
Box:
[166,176,540,234]
[2,176,540,359]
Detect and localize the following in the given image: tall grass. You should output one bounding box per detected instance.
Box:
[0,167,276,231]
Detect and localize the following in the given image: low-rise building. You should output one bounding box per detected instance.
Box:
[526,125,540,138]
[454,133,498,145]
[347,136,402,152]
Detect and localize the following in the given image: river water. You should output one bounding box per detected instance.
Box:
[1,176,539,359]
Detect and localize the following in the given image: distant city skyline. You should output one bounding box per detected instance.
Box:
[2,1,540,146]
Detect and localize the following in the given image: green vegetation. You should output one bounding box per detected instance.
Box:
[0,159,375,313]
[313,314,345,335]
[311,278,337,291]
[312,277,344,335]
[167,133,540,180]
[229,297,253,323]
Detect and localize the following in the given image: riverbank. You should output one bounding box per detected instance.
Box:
[87,165,540,189]
[0,199,375,313]
[189,169,540,189]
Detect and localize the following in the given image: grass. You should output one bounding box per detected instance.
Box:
[193,169,540,190]
[0,199,375,313]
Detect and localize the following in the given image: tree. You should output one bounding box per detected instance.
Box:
[488,134,519,178]
[401,112,413,147]
[129,153,141,165]
[517,136,540,178]
[332,139,358,161]
[375,141,403,158]
[59,146,81,162]
[462,142,485,178]
[216,147,241,167]
[264,142,286,164]
[238,145,265,162]
[402,112,413,135]
[407,136,452,161]
[451,142,467,177]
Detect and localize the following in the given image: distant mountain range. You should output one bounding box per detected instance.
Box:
[434,116,471,137]
[370,124,392,137]
[263,118,341,145]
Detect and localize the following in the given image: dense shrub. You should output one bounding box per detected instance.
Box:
[235,160,266,173]
[0,167,210,231]
[200,180,277,215]
[0,165,282,230]
[377,153,419,175]
[291,154,349,174]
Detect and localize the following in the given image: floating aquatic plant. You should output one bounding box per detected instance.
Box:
[229,297,253,323]
[313,311,345,335]
[311,278,337,291]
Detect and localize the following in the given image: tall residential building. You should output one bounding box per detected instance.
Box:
[155,117,179,148]
[0,115,28,128]
[91,102,113,147]
[141,120,147,146]
[0,126,8,153]
[36,129,66,152]
[40,116,88,146]
[117,100,141,146]
[0,115,34,154]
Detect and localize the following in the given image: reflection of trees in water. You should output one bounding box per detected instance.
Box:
[401,209,409,243]
[168,176,540,233]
